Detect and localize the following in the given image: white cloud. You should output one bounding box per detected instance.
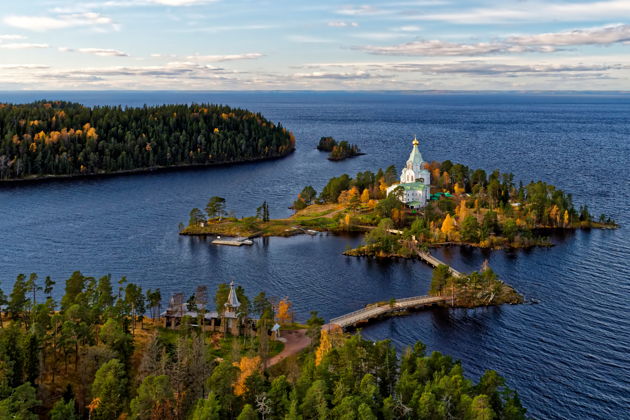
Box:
[358,24,630,56]
[4,12,116,32]
[337,5,383,16]
[293,70,374,80]
[51,0,217,10]
[508,24,630,47]
[185,53,264,62]
[407,0,630,23]
[150,53,177,58]
[147,0,217,5]
[351,32,418,41]
[358,39,546,56]
[0,64,50,70]
[293,60,630,78]
[328,21,359,27]
[0,43,49,50]
[59,47,129,57]
[383,62,629,76]
[288,35,334,43]
[0,34,26,40]
[397,26,421,32]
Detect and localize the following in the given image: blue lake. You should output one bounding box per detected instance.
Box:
[0,91,628,419]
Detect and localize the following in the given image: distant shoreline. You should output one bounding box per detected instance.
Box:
[0,148,294,185]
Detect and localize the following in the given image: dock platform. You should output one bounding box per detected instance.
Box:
[211,238,253,246]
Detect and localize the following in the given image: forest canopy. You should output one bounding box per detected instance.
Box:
[0,101,295,180]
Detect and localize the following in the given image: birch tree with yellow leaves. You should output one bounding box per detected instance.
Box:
[441,213,456,240]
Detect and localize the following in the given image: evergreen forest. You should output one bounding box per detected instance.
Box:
[0,101,295,180]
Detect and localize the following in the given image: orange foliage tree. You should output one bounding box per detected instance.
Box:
[338,187,359,205]
[441,213,456,239]
[360,188,370,203]
[456,201,467,221]
[233,356,261,396]
[315,325,343,366]
[276,298,293,325]
[442,171,451,188]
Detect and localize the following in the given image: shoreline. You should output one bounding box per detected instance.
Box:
[0,148,295,185]
[181,220,616,251]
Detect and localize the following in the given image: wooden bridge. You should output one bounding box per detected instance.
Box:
[415,249,463,277]
[401,240,463,278]
[328,295,448,329]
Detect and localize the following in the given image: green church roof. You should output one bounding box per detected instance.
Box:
[399,182,426,191]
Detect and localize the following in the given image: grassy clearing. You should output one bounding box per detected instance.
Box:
[181,203,350,237]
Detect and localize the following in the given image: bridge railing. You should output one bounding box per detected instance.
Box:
[329,306,377,324]
[330,295,446,325]
[396,295,440,304]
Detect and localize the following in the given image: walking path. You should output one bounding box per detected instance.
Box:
[267,329,311,367]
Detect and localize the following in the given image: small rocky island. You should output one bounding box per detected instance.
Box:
[317,136,363,161]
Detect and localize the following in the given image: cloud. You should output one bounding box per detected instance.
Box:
[177,24,276,33]
[288,35,334,43]
[358,39,549,56]
[150,53,177,58]
[337,5,383,16]
[328,21,359,27]
[293,70,375,80]
[358,24,630,56]
[0,43,49,50]
[406,0,630,23]
[59,47,129,57]
[0,34,26,40]
[293,60,629,79]
[146,0,217,5]
[0,64,50,70]
[507,23,630,47]
[185,53,264,62]
[0,61,240,89]
[4,12,116,32]
[51,0,218,10]
[397,26,421,32]
[352,32,426,41]
[383,62,629,76]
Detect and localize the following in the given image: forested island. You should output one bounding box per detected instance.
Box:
[0,271,527,419]
[317,136,363,161]
[0,101,295,181]
[184,160,616,249]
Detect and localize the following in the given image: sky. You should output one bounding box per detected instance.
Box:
[0,0,629,90]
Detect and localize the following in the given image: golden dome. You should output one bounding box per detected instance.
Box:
[412,136,419,146]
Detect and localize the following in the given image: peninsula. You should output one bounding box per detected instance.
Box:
[0,101,295,182]
[183,137,616,250]
[0,270,528,419]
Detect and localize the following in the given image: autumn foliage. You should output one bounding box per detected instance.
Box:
[0,101,295,180]
[276,298,293,325]
[233,356,261,396]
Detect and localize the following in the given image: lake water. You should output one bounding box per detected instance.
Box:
[1,91,628,419]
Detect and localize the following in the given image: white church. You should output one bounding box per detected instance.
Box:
[386,137,431,208]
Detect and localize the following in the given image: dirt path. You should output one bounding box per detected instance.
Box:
[267,329,311,367]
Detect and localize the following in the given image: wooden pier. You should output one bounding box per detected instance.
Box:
[211,238,253,246]
[328,295,448,329]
